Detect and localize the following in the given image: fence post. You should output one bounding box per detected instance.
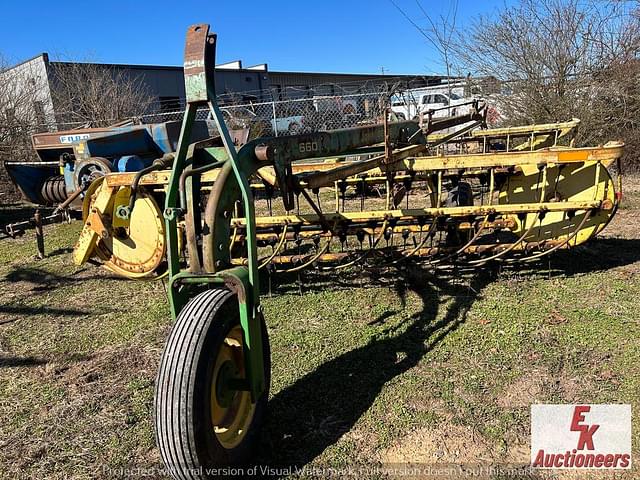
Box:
[271,101,278,137]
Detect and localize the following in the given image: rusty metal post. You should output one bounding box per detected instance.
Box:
[34,209,45,259]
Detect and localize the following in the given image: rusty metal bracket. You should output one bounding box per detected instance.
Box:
[86,207,111,239]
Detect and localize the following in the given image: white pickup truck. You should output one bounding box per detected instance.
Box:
[391,91,472,120]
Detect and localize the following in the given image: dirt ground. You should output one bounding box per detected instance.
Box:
[0,176,638,479]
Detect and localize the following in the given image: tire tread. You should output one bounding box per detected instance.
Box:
[155,289,231,480]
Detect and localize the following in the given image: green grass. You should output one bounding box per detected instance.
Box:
[0,193,639,479]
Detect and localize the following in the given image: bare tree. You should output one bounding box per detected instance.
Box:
[0,55,157,203]
[454,0,640,153]
[49,61,154,128]
[388,0,461,114]
[0,54,51,201]
[414,0,460,110]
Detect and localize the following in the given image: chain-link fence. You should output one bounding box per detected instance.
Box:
[138,89,398,141]
[0,79,486,200]
[0,82,413,200]
[2,76,481,140]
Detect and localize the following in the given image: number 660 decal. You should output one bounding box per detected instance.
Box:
[299,141,319,153]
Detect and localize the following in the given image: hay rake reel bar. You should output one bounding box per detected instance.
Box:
[69,25,622,477]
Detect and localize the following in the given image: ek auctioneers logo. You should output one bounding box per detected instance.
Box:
[531,404,631,469]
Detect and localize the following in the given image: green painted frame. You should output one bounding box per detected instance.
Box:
[164,24,266,399]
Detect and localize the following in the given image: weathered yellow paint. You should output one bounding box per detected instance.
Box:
[100,187,166,278]
[229,200,603,229]
[498,161,616,246]
[73,181,116,265]
[72,131,622,279]
[210,325,256,448]
[98,142,623,190]
[73,179,166,278]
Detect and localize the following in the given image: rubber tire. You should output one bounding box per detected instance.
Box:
[154,288,271,479]
[445,181,473,207]
[444,181,474,246]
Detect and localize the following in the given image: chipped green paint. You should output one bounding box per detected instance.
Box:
[184,71,208,103]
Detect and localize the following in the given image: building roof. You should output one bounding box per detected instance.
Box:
[44,58,432,79]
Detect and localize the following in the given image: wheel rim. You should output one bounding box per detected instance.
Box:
[84,183,166,278]
[74,157,112,191]
[210,325,256,449]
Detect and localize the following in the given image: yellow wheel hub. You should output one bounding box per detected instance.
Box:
[83,183,166,278]
[211,325,255,450]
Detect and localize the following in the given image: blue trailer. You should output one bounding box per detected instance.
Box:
[5,120,214,206]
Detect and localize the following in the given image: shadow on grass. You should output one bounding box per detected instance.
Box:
[266,238,640,298]
[258,264,497,472]
[0,355,47,368]
[47,247,74,257]
[257,237,640,474]
[2,266,126,292]
[544,237,640,276]
[0,304,90,325]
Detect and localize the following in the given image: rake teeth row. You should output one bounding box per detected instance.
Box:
[228,159,617,271]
